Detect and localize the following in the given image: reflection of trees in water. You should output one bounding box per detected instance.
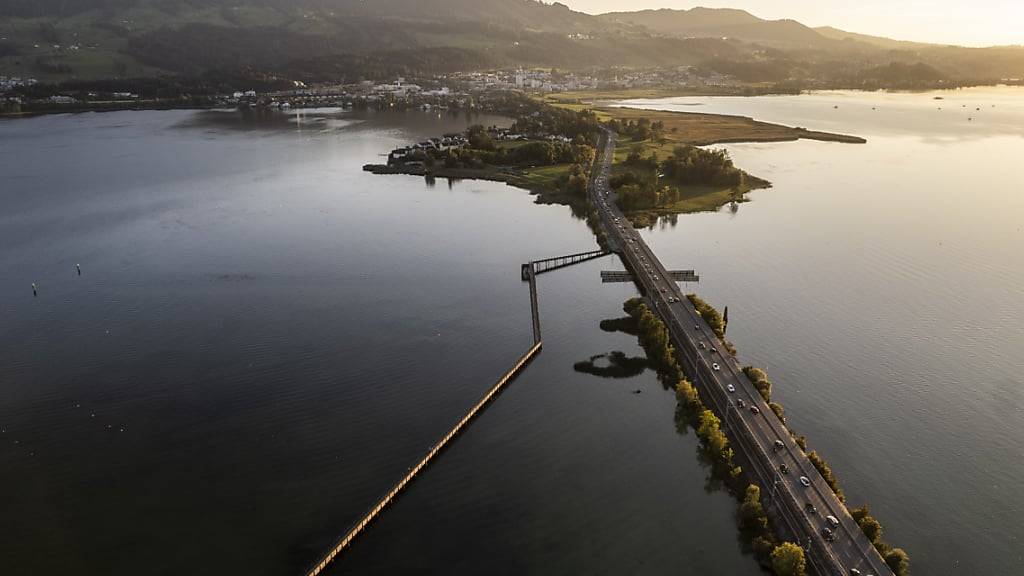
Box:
[599,316,639,336]
[573,351,649,379]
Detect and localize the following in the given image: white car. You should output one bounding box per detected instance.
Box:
[712,363,721,371]
[826,515,840,528]
[799,476,811,487]
[727,384,735,393]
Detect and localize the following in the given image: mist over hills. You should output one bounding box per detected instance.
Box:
[1,0,1021,86]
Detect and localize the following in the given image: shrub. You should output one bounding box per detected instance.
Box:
[770,542,806,576]
[806,451,845,502]
[675,379,701,411]
[884,547,910,576]
[739,484,768,533]
[743,366,772,403]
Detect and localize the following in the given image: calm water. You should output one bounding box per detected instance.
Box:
[1,109,758,575]
[619,87,1024,575]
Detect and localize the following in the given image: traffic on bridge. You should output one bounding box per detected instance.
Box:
[590,129,892,576]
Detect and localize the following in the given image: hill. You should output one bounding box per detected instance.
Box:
[600,7,834,49]
[1,0,1022,86]
[0,0,743,81]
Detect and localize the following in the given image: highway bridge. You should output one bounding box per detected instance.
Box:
[590,130,892,576]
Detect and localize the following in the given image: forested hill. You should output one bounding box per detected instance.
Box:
[1,0,1022,86]
[0,0,738,81]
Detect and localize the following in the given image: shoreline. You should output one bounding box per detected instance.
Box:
[361,164,583,206]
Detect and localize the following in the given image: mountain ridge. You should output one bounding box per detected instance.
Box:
[1,0,1022,85]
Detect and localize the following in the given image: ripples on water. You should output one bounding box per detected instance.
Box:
[0,108,758,575]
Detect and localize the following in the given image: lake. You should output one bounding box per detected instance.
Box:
[3,86,1022,575]
[0,108,758,575]
[616,86,1024,575]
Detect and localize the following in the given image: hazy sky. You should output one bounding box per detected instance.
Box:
[561,0,1024,47]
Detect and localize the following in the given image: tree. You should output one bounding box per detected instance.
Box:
[884,547,910,576]
[675,379,701,410]
[770,542,806,576]
[849,505,883,544]
[739,484,768,533]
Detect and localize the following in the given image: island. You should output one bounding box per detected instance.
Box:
[364,93,865,227]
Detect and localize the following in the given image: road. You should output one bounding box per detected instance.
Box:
[590,130,892,576]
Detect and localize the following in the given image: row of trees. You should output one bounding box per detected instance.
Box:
[740,363,910,575]
[851,505,911,575]
[607,117,667,142]
[624,297,818,576]
[686,294,736,355]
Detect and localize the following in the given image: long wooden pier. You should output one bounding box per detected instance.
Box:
[305,340,543,576]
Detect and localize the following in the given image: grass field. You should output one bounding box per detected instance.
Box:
[602,106,867,146]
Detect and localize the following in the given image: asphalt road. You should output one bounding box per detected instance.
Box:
[589,130,892,576]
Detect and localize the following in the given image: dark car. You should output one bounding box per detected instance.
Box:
[805,501,818,514]
[821,527,836,542]
[750,406,761,414]
[779,463,790,474]
[774,440,785,452]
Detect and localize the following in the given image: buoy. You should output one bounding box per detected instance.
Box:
[32,283,37,297]
[76,264,81,276]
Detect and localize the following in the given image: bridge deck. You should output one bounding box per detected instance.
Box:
[589,129,891,576]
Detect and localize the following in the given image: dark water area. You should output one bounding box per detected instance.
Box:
[1,108,757,575]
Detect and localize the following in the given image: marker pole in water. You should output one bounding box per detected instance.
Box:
[32,283,37,297]
[77,264,82,276]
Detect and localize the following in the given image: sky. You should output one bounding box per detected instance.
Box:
[559,0,1024,47]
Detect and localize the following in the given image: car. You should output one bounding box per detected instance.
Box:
[659,287,667,293]
[698,342,707,350]
[750,406,760,414]
[849,570,862,576]
[779,463,789,474]
[727,384,735,392]
[653,276,659,281]
[805,501,818,514]
[821,527,836,542]
[774,440,785,452]
[826,515,840,528]
[694,325,700,331]
[799,476,811,487]
[712,363,721,371]
[737,398,746,408]
[709,347,718,354]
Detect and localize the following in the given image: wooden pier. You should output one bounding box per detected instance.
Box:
[305,340,543,576]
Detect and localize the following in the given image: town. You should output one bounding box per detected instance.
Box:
[1,66,743,116]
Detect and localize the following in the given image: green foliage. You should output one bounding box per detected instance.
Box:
[770,542,807,576]
[674,379,702,411]
[686,294,734,353]
[752,536,777,567]
[739,484,768,533]
[769,402,786,424]
[884,547,910,576]
[625,301,682,382]
[467,125,496,151]
[742,366,772,403]
[662,145,743,187]
[806,451,845,503]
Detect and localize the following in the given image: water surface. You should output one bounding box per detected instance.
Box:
[1,108,758,575]
[619,86,1024,575]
